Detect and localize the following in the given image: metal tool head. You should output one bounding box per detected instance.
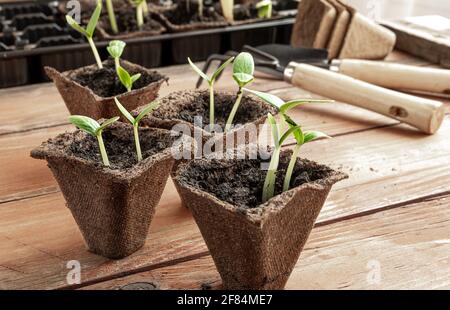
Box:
[196,44,330,88]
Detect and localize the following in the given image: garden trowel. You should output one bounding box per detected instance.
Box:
[199,44,447,134]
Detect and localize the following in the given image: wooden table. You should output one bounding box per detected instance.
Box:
[0,51,449,290]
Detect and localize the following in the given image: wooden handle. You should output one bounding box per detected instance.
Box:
[336,59,450,94]
[287,63,445,134]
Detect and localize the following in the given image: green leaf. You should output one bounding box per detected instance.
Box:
[86,0,102,37]
[69,115,99,137]
[114,97,135,124]
[65,15,88,37]
[279,125,302,146]
[131,73,141,84]
[303,131,330,143]
[232,73,254,87]
[280,99,331,113]
[136,101,159,124]
[107,40,126,58]
[188,57,210,84]
[244,88,285,109]
[267,113,279,149]
[97,117,120,135]
[256,0,272,18]
[283,114,304,145]
[211,56,234,82]
[233,52,254,76]
[117,66,132,90]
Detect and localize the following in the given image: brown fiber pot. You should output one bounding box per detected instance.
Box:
[30,123,176,259]
[134,89,276,174]
[45,60,167,120]
[172,150,347,289]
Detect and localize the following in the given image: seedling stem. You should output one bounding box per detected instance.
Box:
[97,133,110,166]
[88,37,103,69]
[225,88,243,132]
[105,0,118,34]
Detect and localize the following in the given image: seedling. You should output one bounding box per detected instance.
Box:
[69,115,119,166]
[117,65,141,92]
[256,0,272,19]
[132,0,148,29]
[244,89,331,201]
[115,98,159,161]
[225,52,255,132]
[107,40,126,72]
[66,0,103,68]
[220,0,234,22]
[105,0,118,34]
[188,56,234,129]
[262,113,301,203]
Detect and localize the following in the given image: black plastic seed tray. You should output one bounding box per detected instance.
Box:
[0,1,296,88]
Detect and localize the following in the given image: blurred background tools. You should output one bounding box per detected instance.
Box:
[290,0,396,60]
[200,44,447,134]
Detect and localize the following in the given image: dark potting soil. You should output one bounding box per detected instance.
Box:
[178,154,334,209]
[56,123,177,170]
[154,90,274,129]
[164,2,226,25]
[70,59,164,98]
[100,8,163,35]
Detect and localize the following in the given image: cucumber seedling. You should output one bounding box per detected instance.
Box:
[115,98,159,161]
[117,66,141,92]
[244,89,331,201]
[69,115,119,166]
[256,0,272,19]
[107,40,126,72]
[225,52,255,132]
[188,56,234,130]
[105,0,118,34]
[132,0,148,29]
[66,0,103,68]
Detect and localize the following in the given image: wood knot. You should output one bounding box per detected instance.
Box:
[389,106,408,118]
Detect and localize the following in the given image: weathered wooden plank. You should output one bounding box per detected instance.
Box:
[1,117,450,289]
[82,194,450,290]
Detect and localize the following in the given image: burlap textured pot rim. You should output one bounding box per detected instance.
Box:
[154,4,228,33]
[30,123,177,259]
[45,59,167,120]
[173,152,347,224]
[134,89,277,140]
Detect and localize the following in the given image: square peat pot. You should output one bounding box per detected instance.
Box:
[134,89,277,175]
[172,149,347,289]
[30,123,177,259]
[45,59,168,120]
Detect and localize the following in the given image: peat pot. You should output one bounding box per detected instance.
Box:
[31,122,177,258]
[45,59,167,120]
[173,149,347,289]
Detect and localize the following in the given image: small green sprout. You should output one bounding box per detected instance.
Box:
[244,89,331,201]
[69,115,119,166]
[107,40,126,72]
[225,52,255,132]
[282,114,329,192]
[132,0,148,29]
[115,98,159,161]
[262,113,301,203]
[188,56,234,130]
[117,65,141,92]
[256,0,272,19]
[66,0,103,68]
[105,0,118,34]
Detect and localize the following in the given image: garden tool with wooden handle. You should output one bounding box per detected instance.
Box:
[200,44,447,134]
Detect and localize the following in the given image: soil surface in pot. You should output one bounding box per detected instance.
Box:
[164,3,225,25]
[69,59,164,98]
[100,8,163,35]
[177,155,334,209]
[52,123,177,170]
[154,90,272,128]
